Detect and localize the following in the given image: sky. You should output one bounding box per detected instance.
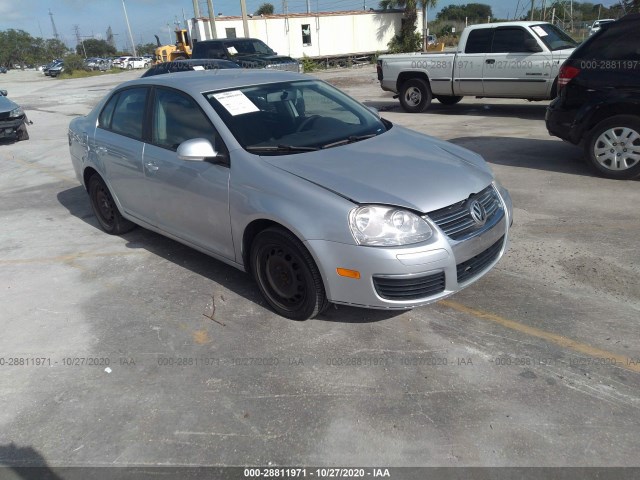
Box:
[1,0,623,50]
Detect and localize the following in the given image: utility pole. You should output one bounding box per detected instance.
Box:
[240,0,250,38]
[530,0,535,20]
[122,0,137,56]
[73,25,87,57]
[206,0,218,39]
[49,9,60,41]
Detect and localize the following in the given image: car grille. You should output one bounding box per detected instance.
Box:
[427,185,502,240]
[456,236,504,284]
[373,271,445,301]
[0,111,10,120]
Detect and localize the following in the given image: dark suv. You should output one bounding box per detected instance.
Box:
[546,14,640,179]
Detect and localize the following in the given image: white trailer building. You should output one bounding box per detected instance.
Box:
[188,10,424,59]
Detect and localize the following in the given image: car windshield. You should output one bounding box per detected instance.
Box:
[532,24,578,50]
[222,39,275,56]
[205,79,388,155]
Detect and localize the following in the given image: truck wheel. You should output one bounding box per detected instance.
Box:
[399,78,432,113]
[585,115,640,180]
[436,95,463,105]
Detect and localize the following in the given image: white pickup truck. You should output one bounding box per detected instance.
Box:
[377,21,578,112]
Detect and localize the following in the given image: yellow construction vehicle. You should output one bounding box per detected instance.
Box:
[154,29,192,63]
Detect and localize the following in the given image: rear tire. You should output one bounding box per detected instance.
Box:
[585,115,640,180]
[251,227,328,320]
[436,95,463,105]
[88,175,136,234]
[399,78,432,113]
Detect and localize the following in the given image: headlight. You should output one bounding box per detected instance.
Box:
[9,107,24,118]
[349,205,433,246]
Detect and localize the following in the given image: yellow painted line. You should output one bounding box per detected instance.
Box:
[0,250,147,265]
[4,155,76,183]
[439,299,640,374]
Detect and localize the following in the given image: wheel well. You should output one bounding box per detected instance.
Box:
[242,219,284,271]
[586,104,640,133]
[83,167,100,191]
[397,71,430,92]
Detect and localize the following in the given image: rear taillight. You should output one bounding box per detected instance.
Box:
[558,64,581,91]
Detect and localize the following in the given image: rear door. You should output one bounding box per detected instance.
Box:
[482,26,552,98]
[454,28,492,95]
[93,87,151,222]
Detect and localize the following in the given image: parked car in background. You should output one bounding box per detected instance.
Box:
[0,89,30,141]
[119,57,147,69]
[43,59,62,76]
[589,19,615,35]
[546,14,640,179]
[47,61,64,77]
[68,70,512,320]
[85,57,111,71]
[191,38,301,72]
[378,21,578,112]
[0,66,7,74]
[141,58,240,77]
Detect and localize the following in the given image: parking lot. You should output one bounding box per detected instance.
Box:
[1,67,639,471]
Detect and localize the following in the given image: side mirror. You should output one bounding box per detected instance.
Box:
[177,138,219,162]
[524,38,543,52]
[0,90,7,96]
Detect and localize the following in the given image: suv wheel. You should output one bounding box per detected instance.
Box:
[586,115,640,180]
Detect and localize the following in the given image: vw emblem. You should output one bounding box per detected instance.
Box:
[469,200,487,226]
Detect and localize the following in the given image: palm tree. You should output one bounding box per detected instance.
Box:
[379,0,438,52]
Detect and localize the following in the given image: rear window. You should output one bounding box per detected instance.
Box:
[572,21,640,61]
[465,28,493,54]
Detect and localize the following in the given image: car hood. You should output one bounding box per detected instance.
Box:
[0,95,19,114]
[264,126,494,213]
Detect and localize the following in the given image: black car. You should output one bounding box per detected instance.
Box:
[191,38,301,72]
[546,13,640,180]
[0,89,30,141]
[141,58,239,78]
[0,66,7,74]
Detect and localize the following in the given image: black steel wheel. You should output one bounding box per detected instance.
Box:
[251,227,328,320]
[88,175,136,234]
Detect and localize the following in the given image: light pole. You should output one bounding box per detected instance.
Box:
[122,0,137,56]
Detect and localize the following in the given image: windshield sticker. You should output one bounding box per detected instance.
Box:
[532,26,548,37]
[213,90,259,116]
[192,65,205,71]
[227,46,238,55]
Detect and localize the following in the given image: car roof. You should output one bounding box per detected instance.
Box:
[466,20,555,29]
[123,69,309,95]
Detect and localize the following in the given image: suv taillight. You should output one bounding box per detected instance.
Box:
[558,65,580,91]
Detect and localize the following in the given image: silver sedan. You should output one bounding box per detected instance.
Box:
[68,70,512,320]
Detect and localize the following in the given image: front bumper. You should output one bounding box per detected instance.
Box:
[307,186,512,310]
[0,116,25,139]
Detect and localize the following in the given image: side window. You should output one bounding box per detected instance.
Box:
[465,28,493,54]
[98,93,119,129]
[492,28,533,53]
[109,88,148,140]
[152,88,221,152]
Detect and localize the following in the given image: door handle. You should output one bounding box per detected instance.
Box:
[145,161,159,172]
[485,59,496,64]
[94,146,107,155]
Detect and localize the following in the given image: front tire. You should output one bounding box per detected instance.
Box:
[88,175,136,234]
[436,95,463,105]
[399,78,432,113]
[251,227,328,320]
[585,115,640,180]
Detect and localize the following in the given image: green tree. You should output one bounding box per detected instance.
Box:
[61,53,85,75]
[437,3,492,21]
[255,2,275,14]
[379,0,438,52]
[77,38,117,57]
[136,43,157,56]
